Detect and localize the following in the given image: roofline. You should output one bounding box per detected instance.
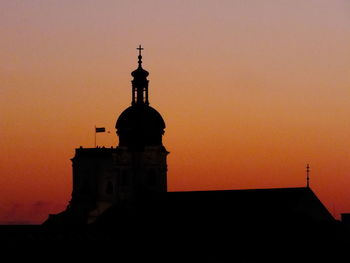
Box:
[168,187,309,194]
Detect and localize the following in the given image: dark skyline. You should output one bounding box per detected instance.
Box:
[1,1,350,224]
[2,42,350,263]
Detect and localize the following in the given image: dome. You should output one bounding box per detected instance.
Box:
[116,104,165,148]
[131,54,149,78]
[131,66,149,78]
[116,104,165,130]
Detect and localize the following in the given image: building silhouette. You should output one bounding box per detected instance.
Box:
[5,47,346,261]
[61,47,169,224]
[45,47,333,227]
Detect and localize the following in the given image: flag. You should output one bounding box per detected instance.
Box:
[95,127,106,133]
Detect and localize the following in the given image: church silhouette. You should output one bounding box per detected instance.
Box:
[16,46,350,261]
[45,46,333,226]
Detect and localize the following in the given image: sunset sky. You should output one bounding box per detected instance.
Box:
[1,0,350,224]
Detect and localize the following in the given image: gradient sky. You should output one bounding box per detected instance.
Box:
[1,0,350,224]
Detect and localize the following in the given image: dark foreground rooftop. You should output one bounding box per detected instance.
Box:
[2,187,350,262]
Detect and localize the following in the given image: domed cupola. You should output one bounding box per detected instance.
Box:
[116,45,166,149]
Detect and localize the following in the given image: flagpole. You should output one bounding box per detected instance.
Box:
[94,125,96,148]
[94,127,106,148]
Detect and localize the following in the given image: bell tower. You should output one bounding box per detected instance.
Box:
[132,45,149,105]
[114,45,168,201]
[45,46,168,225]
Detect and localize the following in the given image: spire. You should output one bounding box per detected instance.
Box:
[137,44,144,67]
[306,164,310,188]
[131,45,149,105]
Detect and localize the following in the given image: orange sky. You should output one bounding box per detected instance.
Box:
[1,0,350,224]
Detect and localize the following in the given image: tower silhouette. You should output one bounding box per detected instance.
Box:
[115,45,168,197]
[65,46,168,222]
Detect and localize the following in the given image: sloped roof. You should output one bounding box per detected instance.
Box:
[161,187,334,222]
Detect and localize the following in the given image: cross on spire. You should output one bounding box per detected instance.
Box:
[137,45,144,56]
[306,164,310,188]
[137,45,144,67]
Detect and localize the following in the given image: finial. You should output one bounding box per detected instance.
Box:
[306,164,310,188]
[137,45,144,56]
[137,44,144,66]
